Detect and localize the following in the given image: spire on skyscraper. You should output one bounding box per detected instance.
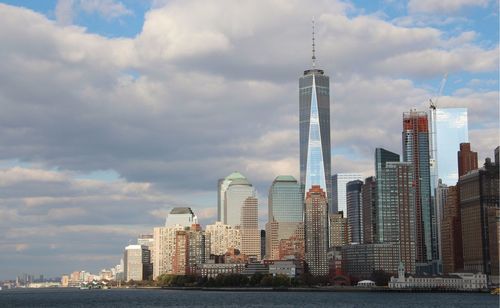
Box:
[312,17,316,68]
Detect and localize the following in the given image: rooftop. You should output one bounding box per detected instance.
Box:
[169,207,195,215]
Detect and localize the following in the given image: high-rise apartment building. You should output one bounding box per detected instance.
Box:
[375,148,401,243]
[331,173,363,214]
[266,176,304,260]
[299,51,331,204]
[240,196,261,260]
[218,172,247,222]
[205,221,241,256]
[152,225,183,279]
[388,162,416,274]
[329,211,349,247]
[346,180,363,244]
[460,151,499,278]
[304,185,329,276]
[402,110,434,272]
[361,176,376,244]
[123,245,152,281]
[458,143,478,177]
[441,185,463,273]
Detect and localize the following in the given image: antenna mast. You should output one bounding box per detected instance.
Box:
[312,17,316,68]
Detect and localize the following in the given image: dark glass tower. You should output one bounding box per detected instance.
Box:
[299,57,331,202]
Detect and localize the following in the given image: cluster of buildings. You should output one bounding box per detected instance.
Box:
[61,37,499,291]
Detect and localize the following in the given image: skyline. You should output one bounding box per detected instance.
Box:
[0,0,498,279]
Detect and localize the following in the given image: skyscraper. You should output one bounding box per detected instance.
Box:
[435,108,469,185]
[331,173,364,214]
[266,176,304,260]
[402,110,434,272]
[218,171,247,223]
[205,221,241,255]
[165,207,198,227]
[240,196,261,260]
[346,180,363,244]
[123,245,152,281]
[299,30,331,203]
[361,176,376,244]
[304,185,329,276]
[460,151,499,277]
[375,148,400,243]
[329,211,349,247]
[224,175,256,227]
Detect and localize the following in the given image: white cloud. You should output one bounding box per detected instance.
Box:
[55,0,75,26]
[79,0,132,20]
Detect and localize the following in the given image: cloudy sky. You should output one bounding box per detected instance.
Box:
[0,0,497,279]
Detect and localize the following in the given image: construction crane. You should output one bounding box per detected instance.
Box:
[429,73,448,110]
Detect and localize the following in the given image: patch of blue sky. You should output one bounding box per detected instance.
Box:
[76,169,121,182]
[0,0,148,38]
[0,159,32,169]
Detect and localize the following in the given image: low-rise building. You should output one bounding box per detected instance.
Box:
[266,260,304,278]
[342,243,399,280]
[196,262,245,278]
[389,263,487,291]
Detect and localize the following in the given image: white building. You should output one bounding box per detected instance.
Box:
[224,178,256,227]
[389,262,487,291]
[165,207,198,227]
[205,221,241,255]
[124,245,151,282]
[331,173,363,214]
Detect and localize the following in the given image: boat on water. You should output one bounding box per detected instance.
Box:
[491,288,500,295]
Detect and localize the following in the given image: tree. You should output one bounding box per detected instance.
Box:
[370,270,392,286]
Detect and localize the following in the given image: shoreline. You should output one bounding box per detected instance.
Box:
[155,286,491,294]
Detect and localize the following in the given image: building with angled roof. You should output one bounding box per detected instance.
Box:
[165,207,198,227]
[218,171,247,222]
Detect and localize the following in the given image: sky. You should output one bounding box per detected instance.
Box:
[0,0,498,279]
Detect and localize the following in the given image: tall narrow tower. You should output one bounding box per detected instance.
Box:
[299,19,332,203]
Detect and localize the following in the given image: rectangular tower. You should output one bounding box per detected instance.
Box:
[402,111,434,271]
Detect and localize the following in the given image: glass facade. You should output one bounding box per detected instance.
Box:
[300,69,331,203]
[218,172,247,223]
[435,108,469,185]
[403,111,433,264]
[331,173,363,214]
[266,176,304,260]
[375,148,400,243]
[346,180,363,244]
[224,177,256,227]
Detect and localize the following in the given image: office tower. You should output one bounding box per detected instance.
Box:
[329,211,349,247]
[123,245,151,281]
[240,196,261,260]
[362,176,376,244]
[266,176,304,260]
[460,151,499,278]
[218,171,246,222]
[224,176,256,226]
[299,33,331,204]
[331,173,363,214]
[346,180,363,244]
[388,162,416,274]
[165,207,198,227]
[487,207,499,282]
[152,225,183,278]
[458,143,478,177]
[441,185,463,273]
[205,221,241,255]
[402,110,434,271]
[304,185,329,276]
[375,148,401,243]
[435,108,469,185]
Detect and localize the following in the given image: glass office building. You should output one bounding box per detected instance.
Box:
[299,68,331,203]
[435,108,469,185]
